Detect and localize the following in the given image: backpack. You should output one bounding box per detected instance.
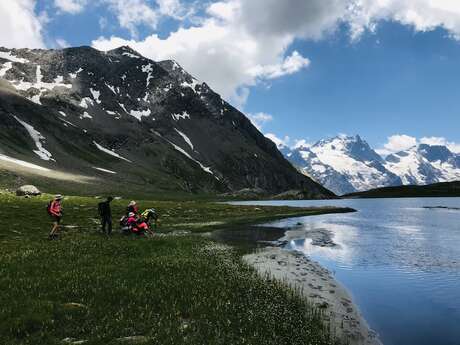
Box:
[46,200,53,216]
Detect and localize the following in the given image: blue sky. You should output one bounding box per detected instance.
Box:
[2,0,460,153]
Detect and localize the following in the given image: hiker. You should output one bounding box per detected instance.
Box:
[140,208,159,229]
[132,217,153,236]
[48,194,63,240]
[126,212,138,231]
[98,196,114,235]
[127,201,139,215]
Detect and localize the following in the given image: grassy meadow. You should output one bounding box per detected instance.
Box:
[0,191,348,345]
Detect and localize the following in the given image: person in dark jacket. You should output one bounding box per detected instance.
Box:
[98,196,114,235]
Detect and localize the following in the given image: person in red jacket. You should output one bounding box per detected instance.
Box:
[48,194,63,240]
[134,218,151,236]
[126,212,137,231]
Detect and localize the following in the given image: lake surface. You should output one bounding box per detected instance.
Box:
[231,198,460,345]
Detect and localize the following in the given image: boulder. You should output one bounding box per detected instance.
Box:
[16,185,41,196]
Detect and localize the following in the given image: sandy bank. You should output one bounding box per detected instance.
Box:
[244,247,382,345]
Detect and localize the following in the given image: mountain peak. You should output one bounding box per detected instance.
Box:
[110,45,141,54]
[283,134,460,195]
[0,45,331,197]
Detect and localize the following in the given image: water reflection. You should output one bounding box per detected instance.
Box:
[232,198,460,345]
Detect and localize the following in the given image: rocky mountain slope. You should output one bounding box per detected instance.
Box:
[282,135,460,195]
[0,46,332,198]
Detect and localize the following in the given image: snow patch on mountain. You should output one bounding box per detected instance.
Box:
[0,62,12,77]
[7,65,73,105]
[93,167,117,174]
[142,63,154,87]
[81,112,93,119]
[0,153,50,171]
[163,136,217,179]
[90,88,101,104]
[0,51,29,63]
[69,68,83,79]
[175,128,194,150]
[172,111,190,121]
[13,115,54,161]
[93,141,132,162]
[130,108,151,121]
[105,82,117,94]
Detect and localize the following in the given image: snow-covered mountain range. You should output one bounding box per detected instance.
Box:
[0,46,332,198]
[281,135,460,195]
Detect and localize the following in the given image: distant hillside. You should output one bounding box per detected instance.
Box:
[343,181,460,198]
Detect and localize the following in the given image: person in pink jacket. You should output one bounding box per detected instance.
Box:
[48,194,63,240]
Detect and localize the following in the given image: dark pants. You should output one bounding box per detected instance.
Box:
[101,216,112,234]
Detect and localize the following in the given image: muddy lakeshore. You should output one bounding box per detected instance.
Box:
[213,224,382,345]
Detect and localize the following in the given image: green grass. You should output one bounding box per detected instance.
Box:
[0,192,347,345]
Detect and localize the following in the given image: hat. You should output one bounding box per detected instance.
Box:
[128,212,135,217]
[128,200,136,206]
[55,194,63,200]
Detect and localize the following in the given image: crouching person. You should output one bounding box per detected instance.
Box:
[134,218,152,236]
[141,208,160,230]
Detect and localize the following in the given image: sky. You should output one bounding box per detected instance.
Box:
[1,0,460,154]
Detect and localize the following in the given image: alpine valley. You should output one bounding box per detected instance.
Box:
[0,46,332,198]
[281,135,460,195]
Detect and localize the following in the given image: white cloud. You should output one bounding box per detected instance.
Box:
[0,0,45,48]
[420,136,448,146]
[98,0,195,37]
[54,0,87,14]
[157,0,189,18]
[265,133,290,148]
[346,0,460,41]
[247,112,273,130]
[293,139,312,149]
[99,17,108,30]
[91,0,460,107]
[421,136,460,153]
[55,38,70,48]
[102,0,159,37]
[6,0,460,111]
[248,51,310,80]
[92,1,315,104]
[377,134,460,155]
[376,134,417,156]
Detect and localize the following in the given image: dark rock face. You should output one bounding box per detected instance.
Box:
[0,46,332,198]
[417,144,452,163]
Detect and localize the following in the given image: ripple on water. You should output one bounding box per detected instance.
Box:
[234,197,460,345]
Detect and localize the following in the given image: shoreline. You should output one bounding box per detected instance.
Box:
[243,229,382,345]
